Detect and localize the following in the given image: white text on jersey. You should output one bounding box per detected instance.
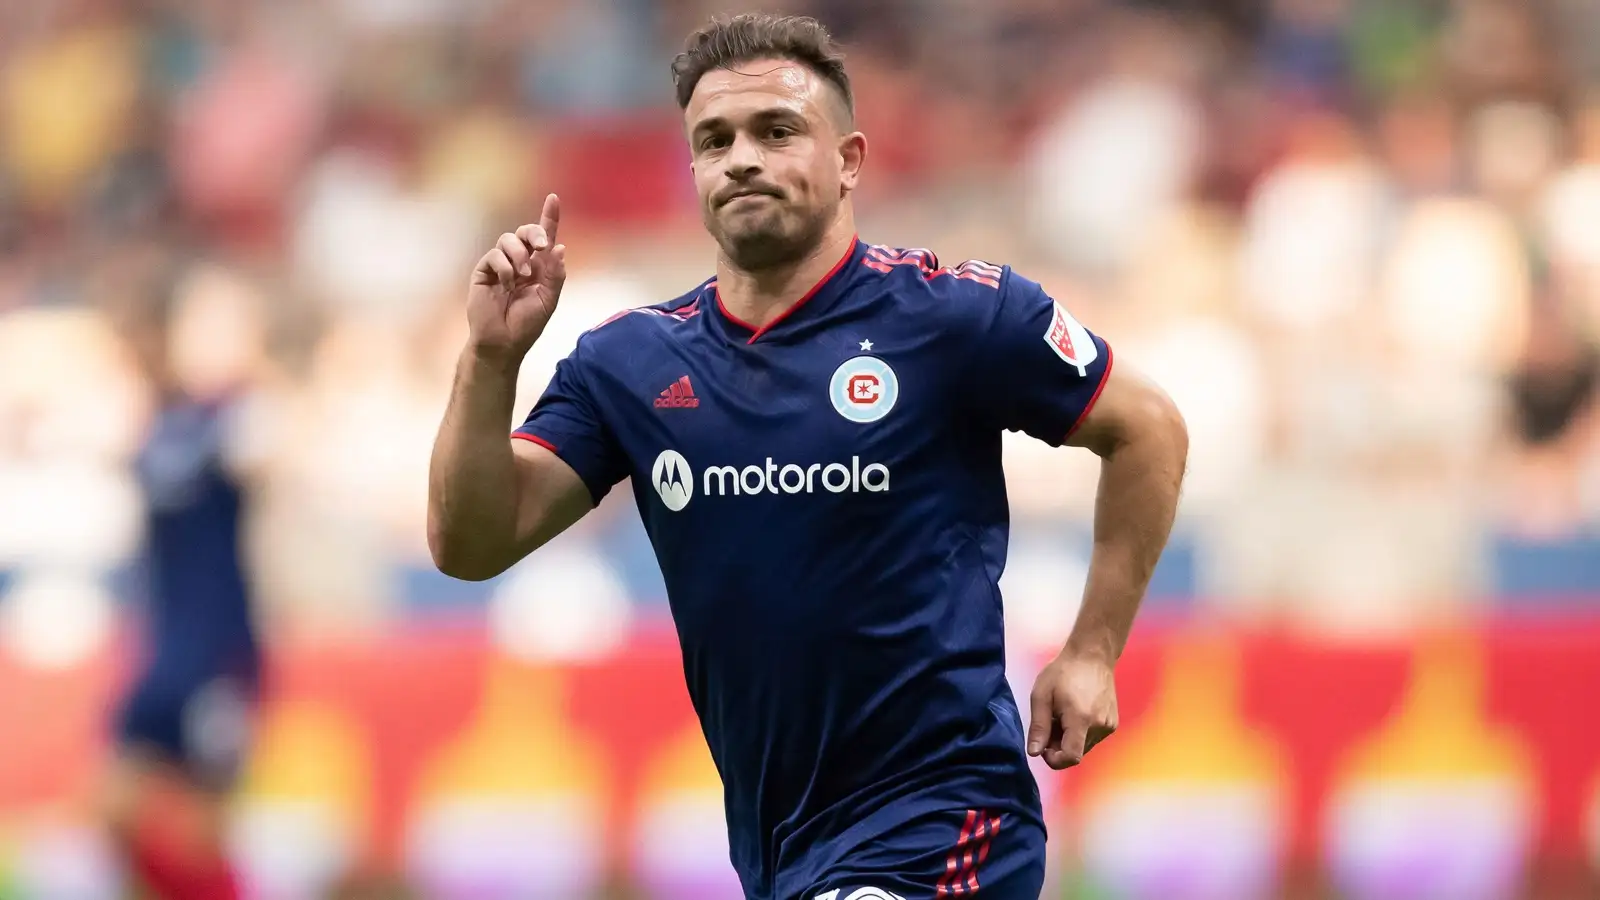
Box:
[703,457,890,496]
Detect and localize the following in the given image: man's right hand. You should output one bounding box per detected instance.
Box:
[467,193,567,363]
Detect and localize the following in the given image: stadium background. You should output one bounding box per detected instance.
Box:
[4,0,1600,897]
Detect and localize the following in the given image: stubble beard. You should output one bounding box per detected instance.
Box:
[710,201,833,273]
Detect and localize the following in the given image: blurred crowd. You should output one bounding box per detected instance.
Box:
[3,0,1600,666]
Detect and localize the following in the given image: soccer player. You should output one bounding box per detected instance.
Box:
[104,270,263,900]
[428,14,1188,900]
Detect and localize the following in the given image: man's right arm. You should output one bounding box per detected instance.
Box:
[429,192,595,581]
[426,348,593,581]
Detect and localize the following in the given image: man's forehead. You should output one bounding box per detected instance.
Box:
[688,59,828,121]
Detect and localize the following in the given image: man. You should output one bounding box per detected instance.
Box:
[106,264,265,900]
[428,13,1187,900]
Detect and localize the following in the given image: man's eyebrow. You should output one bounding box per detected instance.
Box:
[691,108,806,135]
[691,116,730,136]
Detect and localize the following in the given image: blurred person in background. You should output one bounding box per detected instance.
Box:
[1500,260,1600,535]
[428,12,1187,900]
[101,260,271,900]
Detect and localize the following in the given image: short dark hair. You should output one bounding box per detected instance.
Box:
[671,14,853,122]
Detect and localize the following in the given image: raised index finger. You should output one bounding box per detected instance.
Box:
[539,193,561,245]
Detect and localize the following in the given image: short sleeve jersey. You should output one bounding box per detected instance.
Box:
[515,239,1113,900]
[135,394,259,671]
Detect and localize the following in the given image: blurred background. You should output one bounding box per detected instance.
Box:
[4,0,1600,897]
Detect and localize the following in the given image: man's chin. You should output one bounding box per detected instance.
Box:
[718,204,783,229]
[719,227,806,270]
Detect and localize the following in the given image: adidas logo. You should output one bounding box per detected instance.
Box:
[655,375,700,409]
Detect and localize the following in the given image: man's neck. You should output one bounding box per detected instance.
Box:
[716,226,857,333]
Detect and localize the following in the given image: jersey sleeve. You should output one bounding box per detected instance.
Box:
[968,269,1114,445]
[512,346,629,506]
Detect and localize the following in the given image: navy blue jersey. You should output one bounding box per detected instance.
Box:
[133,395,259,670]
[515,239,1112,899]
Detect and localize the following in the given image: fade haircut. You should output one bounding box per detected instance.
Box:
[671,14,854,126]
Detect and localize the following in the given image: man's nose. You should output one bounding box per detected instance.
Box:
[724,133,765,178]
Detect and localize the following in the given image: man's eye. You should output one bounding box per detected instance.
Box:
[768,126,793,140]
[702,135,729,150]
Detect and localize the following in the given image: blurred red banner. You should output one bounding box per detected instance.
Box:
[3,617,1599,887]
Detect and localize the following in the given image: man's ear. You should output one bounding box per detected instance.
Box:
[839,131,868,196]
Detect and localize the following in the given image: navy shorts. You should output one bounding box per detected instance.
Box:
[114,656,258,791]
[805,808,1046,900]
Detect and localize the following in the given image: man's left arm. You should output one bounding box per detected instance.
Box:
[1025,361,1188,770]
[958,265,1187,771]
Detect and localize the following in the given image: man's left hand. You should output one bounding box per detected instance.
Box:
[1025,651,1119,770]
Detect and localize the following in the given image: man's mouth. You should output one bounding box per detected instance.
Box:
[722,189,779,206]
